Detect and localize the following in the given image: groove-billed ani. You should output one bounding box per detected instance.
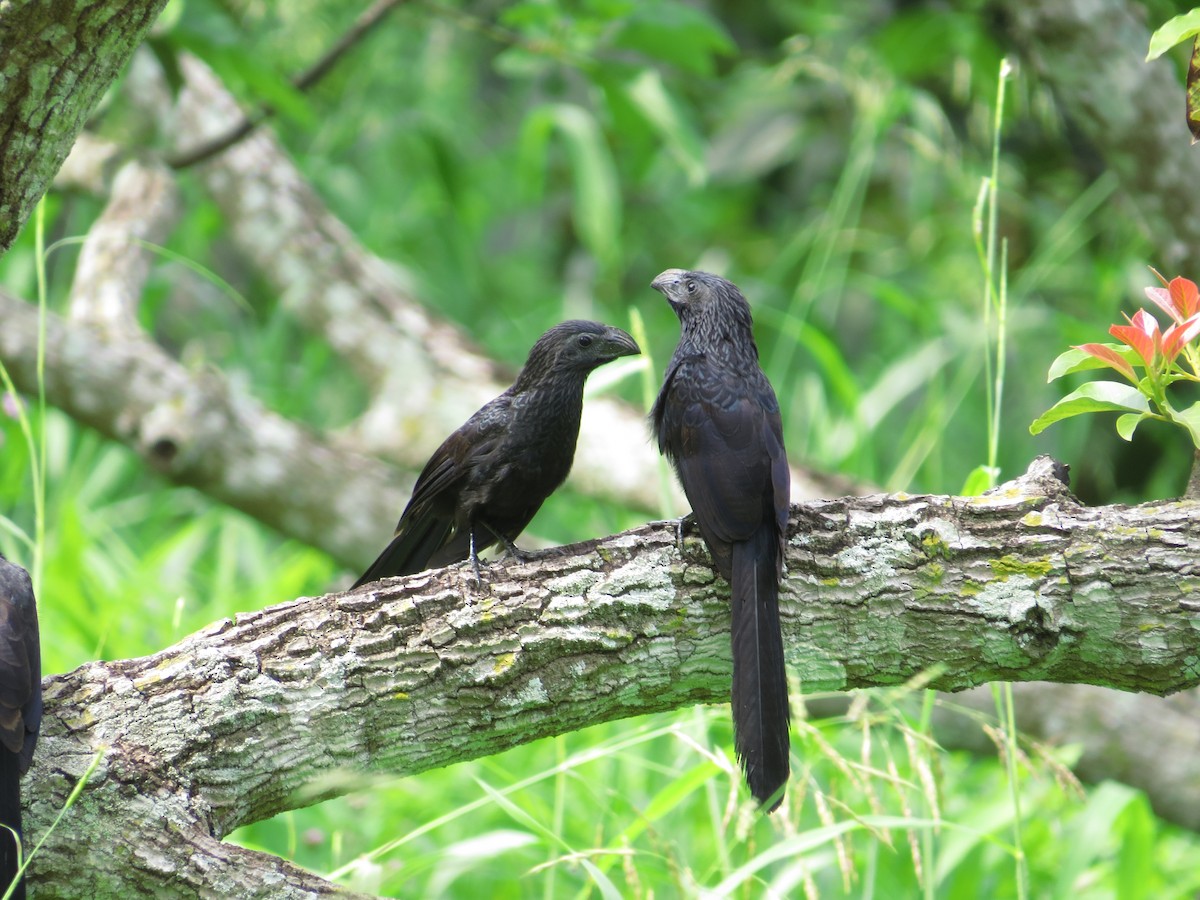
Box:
[649,269,791,810]
[0,555,41,900]
[354,320,640,588]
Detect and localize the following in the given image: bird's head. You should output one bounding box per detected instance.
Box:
[522,320,641,381]
[650,268,753,332]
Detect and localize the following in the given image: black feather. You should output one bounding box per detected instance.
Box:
[0,555,41,899]
[650,269,790,810]
[354,321,640,587]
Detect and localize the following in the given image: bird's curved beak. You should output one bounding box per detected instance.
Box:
[650,268,687,295]
[603,327,641,359]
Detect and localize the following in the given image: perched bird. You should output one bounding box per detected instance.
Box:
[0,555,41,900]
[649,268,791,810]
[354,320,640,588]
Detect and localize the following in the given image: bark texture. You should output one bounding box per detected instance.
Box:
[0,0,169,253]
[0,284,406,569]
[1003,0,1200,272]
[22,459,1200,896]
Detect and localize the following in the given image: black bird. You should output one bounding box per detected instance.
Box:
[649,268,791,810]
[0,555,41,899]
[354,320,641,588]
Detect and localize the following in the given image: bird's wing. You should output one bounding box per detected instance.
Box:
[395,395,514,532]
[0,564,40,770]
[659,360,788,547]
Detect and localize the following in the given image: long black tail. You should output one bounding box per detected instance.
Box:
[730,528,790,811]
[352,513,454,588]
[0,749,24,900]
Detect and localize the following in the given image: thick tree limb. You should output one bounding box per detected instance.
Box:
[23,460,1200,895]
[0,286,405,570]
[0,0,169,255]
[67,159,179,334]
[1003,0,1200,273]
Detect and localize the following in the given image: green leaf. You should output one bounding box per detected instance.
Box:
[1053,781,1140,900]
[960,465,1000,496]
[623,70,706,186]
[1029,381,1151,435]
[1046,345,1140,382]
[1170,399,1200,449]
[172,30,316,127]
[1147,9,1200,60]
[1116,412,1151,441]
[1116,793,1157,900]
[612,1,735,76]
[518,104,622,270]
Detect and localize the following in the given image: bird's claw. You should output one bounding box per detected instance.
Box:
[674,513,696,556]
[498,536,530,563]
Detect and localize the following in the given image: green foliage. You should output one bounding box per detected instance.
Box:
[3,0,1200,895]
[1033,275,1200,447]
[1146,8,1200,60]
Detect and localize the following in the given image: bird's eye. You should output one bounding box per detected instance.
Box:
[577,334,594,347]
[686,281,697,294]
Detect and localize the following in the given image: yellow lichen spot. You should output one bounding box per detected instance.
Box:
[922,534,951,558]
[493,652,516,674]
[989,555,1053,579]
[394,692,409,701]
[1021,511,1043,527]
[821,577,840,587]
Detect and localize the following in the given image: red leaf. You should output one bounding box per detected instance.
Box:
[1163,312,1200,362]
[1145,286,1183,323]
[1169,276,1200,319]
[1110,310,1160,367]
[1129,308,1161,337]
[1074,342,1139,382]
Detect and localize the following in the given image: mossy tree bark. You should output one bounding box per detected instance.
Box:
[0,0,169,254]
[24,459,1200,897]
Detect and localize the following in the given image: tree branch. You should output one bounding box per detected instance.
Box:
[1002,0,1200,273]
[168,0,410,170]
[0,0,170,255]
[24,459,1200,895]
[0,285,406,570]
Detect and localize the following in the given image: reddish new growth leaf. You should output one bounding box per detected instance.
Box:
[1109,309,1160,369]
[1163,313,1200,363]
[1145,275,1200,324]
[1170,277,1200,318]
[1074,343,1138,383]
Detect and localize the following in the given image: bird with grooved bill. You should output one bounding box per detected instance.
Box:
[354,320,640,588]
[0,554,41,899]
[649,268,791,810]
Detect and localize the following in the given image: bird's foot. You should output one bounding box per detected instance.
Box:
[675,513,696,556]
[468,530,487,591]
[497,535,532,563]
